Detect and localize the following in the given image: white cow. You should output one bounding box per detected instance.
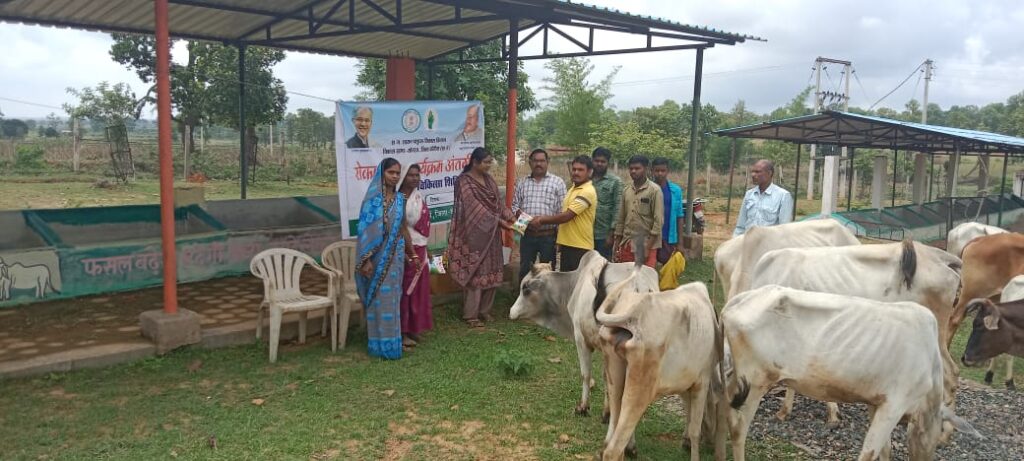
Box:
[985,275,1024,389]
[509,251,659,419]
[724,285,980,461]
[946,222,1007,258]
[751,240,963,425]
[713,234,743,304]
[596,276,719,461]
[722,218,861,301]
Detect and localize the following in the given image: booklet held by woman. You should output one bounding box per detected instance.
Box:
[512,212,533,235]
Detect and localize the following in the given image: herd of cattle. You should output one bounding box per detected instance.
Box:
[509,219,1024,461]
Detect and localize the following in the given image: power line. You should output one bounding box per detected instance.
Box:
[851,68,872,105]
[0,96,64,110]
[822,65,837,93]
[869,61,924,110]
[610,65,791,87]
[910,69,923,103]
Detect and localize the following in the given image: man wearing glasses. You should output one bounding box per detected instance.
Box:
[347,106,374,149]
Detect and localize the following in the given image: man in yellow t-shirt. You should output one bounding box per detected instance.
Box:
[528,155,597,272]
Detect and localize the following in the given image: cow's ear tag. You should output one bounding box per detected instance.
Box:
[983,314,1000,330]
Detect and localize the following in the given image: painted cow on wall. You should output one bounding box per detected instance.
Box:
[0,258,60,300]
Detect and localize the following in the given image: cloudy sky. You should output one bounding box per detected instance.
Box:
[2,0,1023,120]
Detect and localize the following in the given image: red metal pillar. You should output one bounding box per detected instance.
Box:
[155,0,178,314]
[505,19,519,207]
[385,57,416,101]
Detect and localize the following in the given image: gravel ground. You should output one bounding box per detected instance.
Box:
[661,379,1024,460]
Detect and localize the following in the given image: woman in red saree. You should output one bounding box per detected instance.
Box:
[448,148,514,328]
[399,164,433,346]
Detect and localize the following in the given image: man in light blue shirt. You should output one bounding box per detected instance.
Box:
[733,159,794,236]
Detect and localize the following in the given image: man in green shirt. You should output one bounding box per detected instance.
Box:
[591,147,622,259]
[612,155,663,268]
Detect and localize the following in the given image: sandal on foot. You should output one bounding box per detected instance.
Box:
[465,319,485,329]
[402,336,418,347]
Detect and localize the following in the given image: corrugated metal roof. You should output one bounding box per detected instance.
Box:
[714,110,1024,155]
[0,0,759,60]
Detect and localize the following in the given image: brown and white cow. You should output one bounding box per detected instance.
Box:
[724,285,980,461]
[949,233,1024,348]
[946,222,1007,258]
[750,240,964,423]
[961,296,1024,371]
[596,276,720,461]
[509,251,659,419]
[719,218,861,301]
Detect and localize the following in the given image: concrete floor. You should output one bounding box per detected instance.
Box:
[0,273,333,377]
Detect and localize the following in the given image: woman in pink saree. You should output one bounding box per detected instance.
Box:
[448,148,515,328]
[399,164,433,346]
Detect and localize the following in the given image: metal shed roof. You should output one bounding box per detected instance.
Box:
[0,0,761,60]
[714,110,1024,156]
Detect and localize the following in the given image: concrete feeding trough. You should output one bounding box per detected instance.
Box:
[0,197,346,308]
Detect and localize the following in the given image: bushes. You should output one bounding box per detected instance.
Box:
[14,144,46,171]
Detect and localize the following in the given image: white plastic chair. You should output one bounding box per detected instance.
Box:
[321,240,365,349]
[250,248,338,363]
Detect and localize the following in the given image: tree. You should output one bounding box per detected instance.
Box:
[355,41,537,157]
[287,108,333,148]
[543,57,619,150]
[63,81,142,129]
[520,109,558,149]
[110,35,288,161]
[1,119,29,139]
[110,34,216,154]
[204,46,288,169]
[587,119,676,162]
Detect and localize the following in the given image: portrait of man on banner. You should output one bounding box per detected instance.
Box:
[346,106,376,149]
[454,103,483,144]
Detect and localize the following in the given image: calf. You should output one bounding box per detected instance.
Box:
[509,251,659,419]
[984,276,1024,389]
[961,297,1024,369]
[949,233,1024,349]
[724,285,979,461]
[596,277,720,461]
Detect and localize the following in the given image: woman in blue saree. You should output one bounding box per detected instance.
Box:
[356,157,413,360]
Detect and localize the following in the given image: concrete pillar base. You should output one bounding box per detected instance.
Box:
[140,308,201,355]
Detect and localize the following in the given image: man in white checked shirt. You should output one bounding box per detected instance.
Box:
[733,159,794,236]
[513,148,566,281]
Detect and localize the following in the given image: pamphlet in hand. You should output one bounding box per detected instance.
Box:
[429,255,446,274]
[512,212,533,235]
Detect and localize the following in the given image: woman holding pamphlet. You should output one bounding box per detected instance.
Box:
[447,148,515,328]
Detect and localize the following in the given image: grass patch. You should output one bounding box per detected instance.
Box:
[0,176,337,210]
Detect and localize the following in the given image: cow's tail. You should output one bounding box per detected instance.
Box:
[712,305,727,400]
[729,376,750,410]
[900,239,917,290]
[591,261,610,317]
[711,264,719,307]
